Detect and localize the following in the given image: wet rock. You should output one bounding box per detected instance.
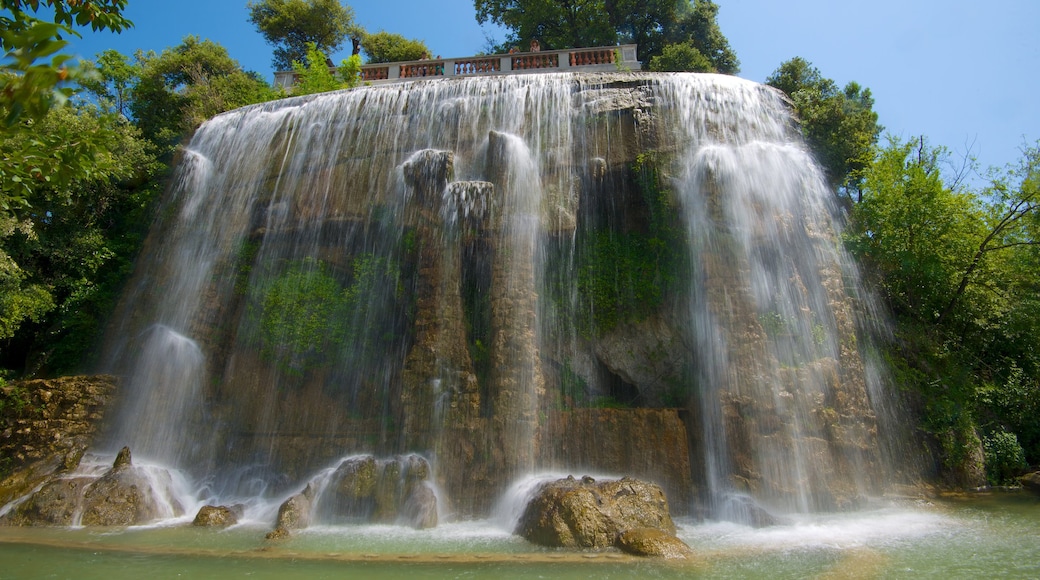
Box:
[112,446,132,469]
[517,476,675,548]
[80,464,165,526]
[1020,471,1040,495]
[0,376,116,508]
[0,476,93,526]
[718,494,783,528]
[265,526,290,540]
[192,504,240,527]
[320,454,437,527]
[400,482,438,529]
[616,527,693,559]
[593,313,687,407]
[274,484,316,531]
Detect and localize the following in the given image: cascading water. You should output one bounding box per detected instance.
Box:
[91,72,907,526]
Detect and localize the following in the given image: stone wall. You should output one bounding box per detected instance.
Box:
[0,375,116,507]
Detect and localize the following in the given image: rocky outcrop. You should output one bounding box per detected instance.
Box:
[616,527,693,559]
[0,376,116,508]
[80,446,179,530]
[592,314,688,407]
[193,504,241,527]
[517,476,676,549]
[272,484,316,533]
[538,409,693,512]
[2,446,181,527]
[269,454,438,537]
[320,454,438,529]
[1020,471,1040,495]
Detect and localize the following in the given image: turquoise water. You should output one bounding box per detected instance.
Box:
[1,494,1038,579]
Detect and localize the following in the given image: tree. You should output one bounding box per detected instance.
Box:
[767,57,880,197]
[79,49,139,118]
[648,41,713,72]
[1,1,137,371]
[475,0,617,52]
[361,31,429,64]
[129,37,278,151]
[248,0,361,71]
[847,137,1040,471]
[475,0,738,73]
[290,42,361,95]
[1,104,162,373]
[846,137,982,323]
[607,0,684,65]
[1,0,132,213]
[668,0,738,73]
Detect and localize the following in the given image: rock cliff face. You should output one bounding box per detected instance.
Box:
[78,72,906,522]
[1,446,184,526]
[0,376,116,508]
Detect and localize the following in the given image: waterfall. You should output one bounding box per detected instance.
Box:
[96,72,904,523]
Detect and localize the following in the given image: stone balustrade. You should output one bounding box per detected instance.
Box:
[275,44,639,89]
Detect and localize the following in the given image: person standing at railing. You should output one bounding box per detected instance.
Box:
[530,39,541,52]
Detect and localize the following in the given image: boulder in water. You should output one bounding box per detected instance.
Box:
[273,483,316,533]
[718,494,784,528]
[400,482,438,529]
[79,451,171,526]
[516,476,675,548]
[0,476,93,526]
[1020,471,1040,495]
[192,504,241,527]
[616,527,693,559]
[319,454,437,528]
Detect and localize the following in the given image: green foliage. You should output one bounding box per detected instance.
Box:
[0,1,132,34]
[361,31,429,63]
[648,41,714,73]
[982,430,1027,485]
[573,154,686,335]
[846,137,982,323]
[852,138,1040,475]
[248,254,401,374]
[0,104,164,374]
[78,49,139,117]
[475,0,616,52]
[476,0,738,72]
[667,0,739,73]
[590,395,630,409]
[290,43,361,95]
[291,42,341,95]
[767,57,880,195]
[253,259,348,373]
[0,381,29,416]
[130,37,278,151]
[248,0,361,71]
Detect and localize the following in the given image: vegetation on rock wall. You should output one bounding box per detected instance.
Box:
[572,153,687,335]
[245,254,404,375]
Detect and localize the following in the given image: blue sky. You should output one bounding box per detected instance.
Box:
[56,0,1039,177]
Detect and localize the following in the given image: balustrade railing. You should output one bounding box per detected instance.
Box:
[274,44,639,90]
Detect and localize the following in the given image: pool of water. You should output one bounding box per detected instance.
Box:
[1,493,1037,579]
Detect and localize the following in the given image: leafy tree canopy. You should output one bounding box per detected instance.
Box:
[129,37,278,151]
[290,42,361,95]
[648,41,713,72]
[247,0,361,71]
[767,57,880,196]
[361,31,429,64]
[1,0,133,213]
[476,0,738,72]
[476,0,617,52]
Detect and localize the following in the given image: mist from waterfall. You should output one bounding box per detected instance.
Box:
[97,73,905,523]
